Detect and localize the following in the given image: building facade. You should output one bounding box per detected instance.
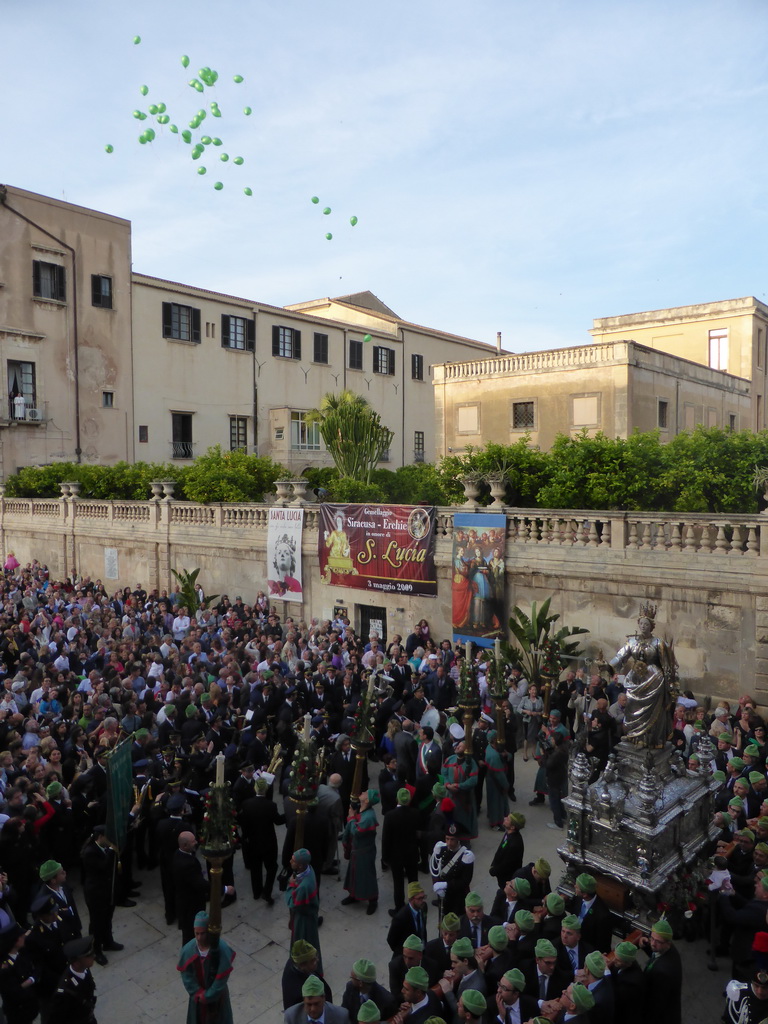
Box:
[432,340,752,456]
[0,185,498,480]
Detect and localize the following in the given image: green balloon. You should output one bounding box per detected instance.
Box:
[133,35,141,44]
[244,187,253,196]
[213,181,224,190]
[350,215,358,226]
[210,71,218,83]
[199,67,210,80]
[363,334,372,342]
[145,128,155,140]
[233,156,244,165]
[197,110,207,120]
[157,102,166,113]
[105,144,114,153]
[220,153,229,162]
[139,85,149,96]
[191,149,202,160]
[189,119,200,129]
[211,107,221,118]
[157,115,170,124]
[322,207,331,215]
[181,54,190,68]
[181,130,192,143]
[148,104,159,115]
[325,233,333,240]
[311,196,319,204]
[233,74,244,83]
[132,110,144,119]
[243,106,252,116]
[169,124,178,133]
[138,134,148,144]
[212,137,222,146]
[201,135,212,145]
[198,167,207,175]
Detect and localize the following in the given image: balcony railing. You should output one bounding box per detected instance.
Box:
[7,399,43,422]
[170,441,195,459]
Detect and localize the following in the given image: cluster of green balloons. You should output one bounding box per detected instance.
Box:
[310,197,360,239]
[106,47,253,196]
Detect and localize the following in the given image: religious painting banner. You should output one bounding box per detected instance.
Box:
[318,503,437,597]
[267,506,304,600]
[452,512,507,647]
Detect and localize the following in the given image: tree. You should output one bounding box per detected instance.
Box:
[307,390,394,484]
[171,568,219,615]
[502,598,588,689]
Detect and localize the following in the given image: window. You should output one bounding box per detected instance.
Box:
[349,339,363,370]
[290,411,320,450]
[230,416,247,451]
[221,314,254,351]
[91,275,112,309]
[102,391,114,408]
[414,431,425,462]
[380,448,391,462]
[138,425,149,443]
[373,346,395,375]
[512,401,535,430]
[33,261,65,302]
[729,414,737,431]
[457,404,479,434]
[162,302,201,343]
[412,354,424,381]
[313,333,329,364]
[709,329,728,371]
[171,413,194,459]
[759,329,764,370]
[658,400,669,429]
[7,361,36,420]
[272,325,301,359]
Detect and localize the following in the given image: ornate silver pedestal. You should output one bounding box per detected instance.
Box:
[558,737,721,927]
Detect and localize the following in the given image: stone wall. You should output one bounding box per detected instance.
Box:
[2,493,767,702]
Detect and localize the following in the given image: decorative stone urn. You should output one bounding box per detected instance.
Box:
[274,479,293,506]
[290,479,312,504]
[159,479,176,500]
[485,473,508,509]
[149,480,165,501]
[58,482,72,497]
[458,474,482,510]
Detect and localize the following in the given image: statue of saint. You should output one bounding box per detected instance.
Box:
[609,604,678,748]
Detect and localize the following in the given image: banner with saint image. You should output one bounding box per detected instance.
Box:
[452,512,506,647]
[267,506,304,599]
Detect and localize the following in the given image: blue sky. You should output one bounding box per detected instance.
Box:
[4,0,768,349]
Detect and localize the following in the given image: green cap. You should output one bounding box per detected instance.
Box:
[584,950,606,978]
[185,704,199,718]
[719,733,734,744]
[397,788,411,805]
[508,813,526,829]
[404,966,429,990]
[200,693,211,704]
[737,828,756,842]
[571,984,596,1013]
[730,757,745,769]
[302,975,325,997]
[441,913,460,931]
[712,770,726,782]
[432,782,448,799]
[403,935,424,952]
[534,938,557,958]
[512,877,531,897]
[750,772,765,784]
[46,781,62,799]
[255,777,268,794]
[729,796,744,808]
[465,891,483,908]
[614,941,638,963]
[352,959,376,982]
[451,937,474,959]
[514,910,535,933]
[651,917,673,939]
[487,925,508,951]
[576,872,597,894]
[503,968,526,992]
[291,940,317,963]
[545,892,565,915]
[534,858,551,878]
[460,990,487,1017]
[745,745,760,757]
[759,818,768,830]
[408,881,425,899]
[757,842,768,855]
[358,1002,381,1023]
[39,860,63,882]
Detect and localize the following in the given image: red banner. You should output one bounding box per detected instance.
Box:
[318,504,437,597]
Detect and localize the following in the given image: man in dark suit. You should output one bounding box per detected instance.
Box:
[459,892,500,950]
[522,938,571,1003]
[398,965,443,1024]
[281,940,332,1010]
[390,654,412,699]
[555,915,594,980]
[638,918,682,1024]
[284,974,350,1024]
[490,968,539,1024]
[424,912,460,975]
[567,873,613,953]
[240,777,285,904]
[173,830,208,944]
[514,859,551,904]
[387,883,428,952]
[340,959,397,1023]
[491,877,533,924]
[155,793,190,925]
[488,813,526,886]
[581,951,614,1024]
[329,735,362,817]
[383,789,421,911]
[394,722,418,786]
[608,941,646,1024]
[558,982,596,1023]
[388,936,440,997]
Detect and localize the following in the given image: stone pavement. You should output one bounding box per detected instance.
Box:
[95,758,728,1023]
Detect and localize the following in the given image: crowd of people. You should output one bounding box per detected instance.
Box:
[0,553,756,1023]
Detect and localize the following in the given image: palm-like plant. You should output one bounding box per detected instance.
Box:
[502,597,588,686]
[306,390,394,484]
[171,567,219,615]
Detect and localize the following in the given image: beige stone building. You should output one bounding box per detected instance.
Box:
[0,185,498,479]
[433,339,752,457]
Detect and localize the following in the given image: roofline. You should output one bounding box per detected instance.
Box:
[2,184,131,229]
[591,295,768,330]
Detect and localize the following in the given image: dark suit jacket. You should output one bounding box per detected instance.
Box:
[240,794,285,861]
[488,831,524,884]
[522,962,571,1002]
[388,954,440,997]
[555,938,595,980]
[284,1001,350,1024]
[424,937,452,976]
[459,913,501,949]
[587,976,615,1024]
[382,805,421,870]
[642,944,682,1024]
[567,894,614,953]
[609,961,646,1024]
[387,901,429,952]
[172,848,208,931]
[281,964,332,1011]
[486,993,538,1024]
[341,981,397,1023]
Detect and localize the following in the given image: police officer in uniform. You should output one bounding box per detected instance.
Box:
[48,936,98,1024]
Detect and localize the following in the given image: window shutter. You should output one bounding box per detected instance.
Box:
[246,318,255,351]
[293,330,301,360]
[221,315,230,348]
[32,261,40,297]
[91,275,100,306]
[192,308,201,342]
[373,345,380,371]
[56,265,66,302]
[162,302,172,337]
[272,325,280,356]
[388,349,396,375]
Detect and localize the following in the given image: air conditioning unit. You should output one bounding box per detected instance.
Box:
[26,408,44,422]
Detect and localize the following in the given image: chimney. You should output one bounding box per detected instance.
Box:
[496,331,502,354]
